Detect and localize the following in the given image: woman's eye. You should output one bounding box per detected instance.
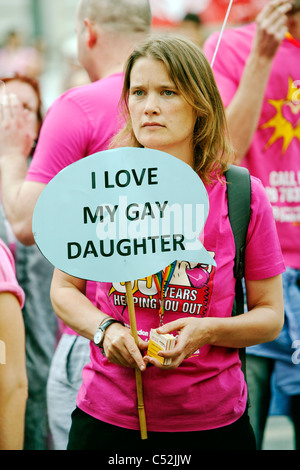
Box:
[163,90,175,96]
[134,90,144,97]
[23,103,35,112]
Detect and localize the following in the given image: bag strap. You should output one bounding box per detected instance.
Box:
[225,165,251,315]
[225,165,251,379]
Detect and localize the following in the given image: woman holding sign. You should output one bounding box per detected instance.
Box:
[51,36,285,450]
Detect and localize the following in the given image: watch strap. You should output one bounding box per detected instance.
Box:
[94,318,122,349]
[100,318,121,334]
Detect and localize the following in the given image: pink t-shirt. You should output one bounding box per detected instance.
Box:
[26,73,124,333]
[0,239,25,308]
[77,176,285,432]
[26,73,124,184]
[204,23,300,269]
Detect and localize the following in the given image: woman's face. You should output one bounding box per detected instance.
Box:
[4,80,40,139]
[128,57,197,166]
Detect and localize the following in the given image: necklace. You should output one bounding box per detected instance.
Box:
[153,261,177,326]
[285,32,300,48]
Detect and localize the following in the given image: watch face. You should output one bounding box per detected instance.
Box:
[94,330,103,345]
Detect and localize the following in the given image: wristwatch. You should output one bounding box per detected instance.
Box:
[93,318,122,349]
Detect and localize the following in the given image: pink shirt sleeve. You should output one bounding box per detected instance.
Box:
[245,177,285,280]
[0,239,25,308]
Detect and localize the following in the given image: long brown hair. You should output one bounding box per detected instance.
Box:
[112,35,234,182]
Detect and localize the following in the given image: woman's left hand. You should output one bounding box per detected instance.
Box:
[144,317,211,369]
[103,322,149,371]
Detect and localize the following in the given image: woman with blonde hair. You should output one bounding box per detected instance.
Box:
[50,36,285,450]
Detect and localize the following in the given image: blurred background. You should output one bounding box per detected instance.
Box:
[0,0,269,113]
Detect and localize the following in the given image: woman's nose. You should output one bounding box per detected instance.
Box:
[144,93,160,115]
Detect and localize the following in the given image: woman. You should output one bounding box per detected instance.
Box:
[50,36,285,450]
[0,238,27,450]
[0,74,58,450]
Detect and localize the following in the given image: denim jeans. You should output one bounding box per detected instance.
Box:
[274,267,300,395]
[47,334,90,450]
[16,242,58,450]
[246,267,300,449]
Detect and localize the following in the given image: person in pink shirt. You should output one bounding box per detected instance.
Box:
[0,73,58,450]
[0,238,27,449]
[204,0,300,450]
[0,0,152,450]
[50,35,285,451]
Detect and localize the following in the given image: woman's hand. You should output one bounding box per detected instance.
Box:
[0,93,35,160]
[253,0,292,60]
[144,317,211,369]
[102,322,149,371]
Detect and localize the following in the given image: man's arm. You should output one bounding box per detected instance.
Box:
[217,0,292,164]
[0,94,45,245]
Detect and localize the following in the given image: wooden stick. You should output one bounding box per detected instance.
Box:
[125,281,148,440]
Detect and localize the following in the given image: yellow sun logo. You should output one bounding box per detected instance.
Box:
[261,77,300,154]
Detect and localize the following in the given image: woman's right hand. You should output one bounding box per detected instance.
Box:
[0,93,36,160]
[102,322,149,371]
[253,0,292,60]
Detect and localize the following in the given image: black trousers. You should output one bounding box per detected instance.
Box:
[67,407,256,451]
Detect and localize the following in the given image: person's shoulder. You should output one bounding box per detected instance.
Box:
[54,81,94,104]
[54,73,124,109]
[44,80,104,116]
[0,239,16,279]
[249,174,270,207]
[0,239,25,306]
[61,73,124,98]
[250,174,265,192]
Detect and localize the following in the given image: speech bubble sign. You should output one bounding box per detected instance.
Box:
[32,147,216,282]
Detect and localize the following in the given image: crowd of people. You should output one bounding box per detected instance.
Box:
[0,0,299,451]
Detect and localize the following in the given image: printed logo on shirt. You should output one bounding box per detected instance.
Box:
[261,77,300,154]
[109,255,216,318]
[261,77,300,225]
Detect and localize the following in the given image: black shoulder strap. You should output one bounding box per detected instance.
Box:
[225,165,251,285]
[225,165,251,379]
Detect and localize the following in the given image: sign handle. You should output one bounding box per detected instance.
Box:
[125,281,148,440]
